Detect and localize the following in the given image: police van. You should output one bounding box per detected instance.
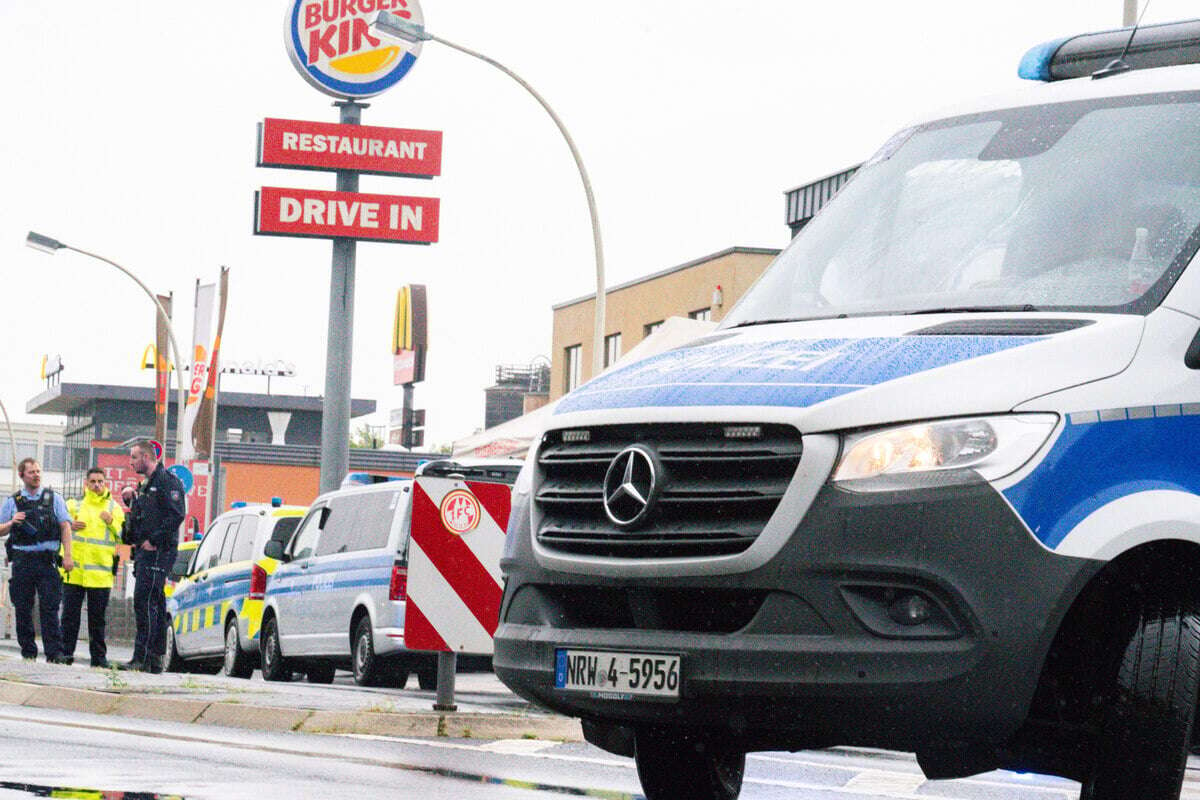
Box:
[260,459,520,687]
[165,499,305,677]
[494,20,1200,800]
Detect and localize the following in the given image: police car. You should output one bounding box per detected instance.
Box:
[165,499,305,677]
[494,19,1200,800]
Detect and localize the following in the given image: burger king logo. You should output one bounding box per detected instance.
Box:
[285,0,425,98]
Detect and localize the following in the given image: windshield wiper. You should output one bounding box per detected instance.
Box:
[903,304,1040,315]
[726,317,811,329]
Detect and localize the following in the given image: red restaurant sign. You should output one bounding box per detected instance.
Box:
[258,118,442,178]
[255,186,439,244]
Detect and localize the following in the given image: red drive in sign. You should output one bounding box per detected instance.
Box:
[258,118,443,178]
[255,186,439,244]
[405,477,512,654]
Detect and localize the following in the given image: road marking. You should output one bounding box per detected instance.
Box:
[477,739,561,755]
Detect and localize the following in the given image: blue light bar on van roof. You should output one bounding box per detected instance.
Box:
[231,501,248,508]
[271,496,283,507]
[1019,18,1200,81]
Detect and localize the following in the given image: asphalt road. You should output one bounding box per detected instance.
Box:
[4,704,1190,800]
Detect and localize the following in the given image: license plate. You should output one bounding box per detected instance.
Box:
[554,649,681,699]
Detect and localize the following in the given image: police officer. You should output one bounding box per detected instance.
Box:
[0,458,74,662]
[120,440,185,673]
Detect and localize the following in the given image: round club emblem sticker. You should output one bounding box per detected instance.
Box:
[285,0,425,99]
[439,489,481,535]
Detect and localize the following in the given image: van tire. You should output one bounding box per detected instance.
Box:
[261,617,293,682]
[634,728,744,800]
[353,617,382,687]
[223,619,254,679]
[1081,602,1200,800]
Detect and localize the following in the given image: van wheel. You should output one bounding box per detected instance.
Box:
[306,661,336,684]
[1081,602,1200,800]
[635,728,744,800]
[223,619,254,679]
[353,617,382,687]
[260,617,293,682]
[164,619,185,673]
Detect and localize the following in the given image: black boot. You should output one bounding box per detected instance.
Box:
[142,656,163,674]
[115,659,144,671]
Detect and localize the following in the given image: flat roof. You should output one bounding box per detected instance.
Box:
[552,246,781,311]
[26,383,375,418]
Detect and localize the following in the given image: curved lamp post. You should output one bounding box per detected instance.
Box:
[371,11,608,379]
[0,397,16,491]
[25,232,187,459]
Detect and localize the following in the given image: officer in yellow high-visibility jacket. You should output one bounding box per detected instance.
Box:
[61,467,125,667]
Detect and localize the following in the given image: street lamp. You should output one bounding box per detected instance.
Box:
[371,11,608,379]
[24,232,188,460]
[0,397,16,491]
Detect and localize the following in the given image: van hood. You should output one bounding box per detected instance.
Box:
[553,314,1144,431]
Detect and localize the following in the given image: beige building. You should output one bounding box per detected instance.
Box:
[550,246,780,400]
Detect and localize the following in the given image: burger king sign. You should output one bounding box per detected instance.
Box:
[285,0,424,98]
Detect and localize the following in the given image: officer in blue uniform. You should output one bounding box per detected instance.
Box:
[0,458,74,662]
[120,440,185,673]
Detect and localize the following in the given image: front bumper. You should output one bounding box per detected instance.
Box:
[494,474,1101,753]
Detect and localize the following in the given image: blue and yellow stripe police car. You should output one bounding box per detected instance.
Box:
[165,499,305,676]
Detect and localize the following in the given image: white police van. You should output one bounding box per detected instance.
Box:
[260,459,520,687]
[494,20,1200,800]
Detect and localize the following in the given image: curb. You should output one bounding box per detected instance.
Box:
[0,679,583,742]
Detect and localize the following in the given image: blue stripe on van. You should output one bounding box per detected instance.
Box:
[555,336,1040,413]
[1003,409,1200,549]
[265,552,393,597]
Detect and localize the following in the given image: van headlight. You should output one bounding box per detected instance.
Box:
[833,414,1058,484]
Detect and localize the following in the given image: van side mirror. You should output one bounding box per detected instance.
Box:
[264,540,287,562]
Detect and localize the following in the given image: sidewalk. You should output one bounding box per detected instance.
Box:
[0,638,581,742]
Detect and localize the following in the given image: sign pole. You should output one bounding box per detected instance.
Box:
[319,100,366,494]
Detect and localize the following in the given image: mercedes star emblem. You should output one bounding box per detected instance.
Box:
[602,445,661,529]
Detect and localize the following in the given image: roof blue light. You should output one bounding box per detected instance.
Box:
[271,496,283,507]
[1018,36,1071,81]
[231,501,248,508]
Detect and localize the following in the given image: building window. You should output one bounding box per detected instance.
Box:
[42,444,67,471]
[564,344,582,393]
[603,333,622,368]
[643,320,664,338]
[0,440,39,468]
[689,308,712,322]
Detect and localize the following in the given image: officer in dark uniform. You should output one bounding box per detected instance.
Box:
[0,458,74,662]
[119,439,185,673]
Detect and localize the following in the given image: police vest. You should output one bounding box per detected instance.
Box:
[10,490,59,548]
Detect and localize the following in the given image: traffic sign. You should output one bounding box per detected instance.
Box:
[405,477,512,653]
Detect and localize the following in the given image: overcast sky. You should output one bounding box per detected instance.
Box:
[2,1,1195,449]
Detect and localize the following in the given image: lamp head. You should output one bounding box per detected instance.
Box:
[370,10,430,43]
[25,231,65,254]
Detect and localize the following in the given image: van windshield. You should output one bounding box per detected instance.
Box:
[724,92,1200,326]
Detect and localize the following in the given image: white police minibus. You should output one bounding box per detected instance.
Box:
[494,19,1200,800]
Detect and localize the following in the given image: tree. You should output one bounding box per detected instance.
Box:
[350,423,383,449]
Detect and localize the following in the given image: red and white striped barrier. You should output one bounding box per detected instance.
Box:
[405,476,512,653]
